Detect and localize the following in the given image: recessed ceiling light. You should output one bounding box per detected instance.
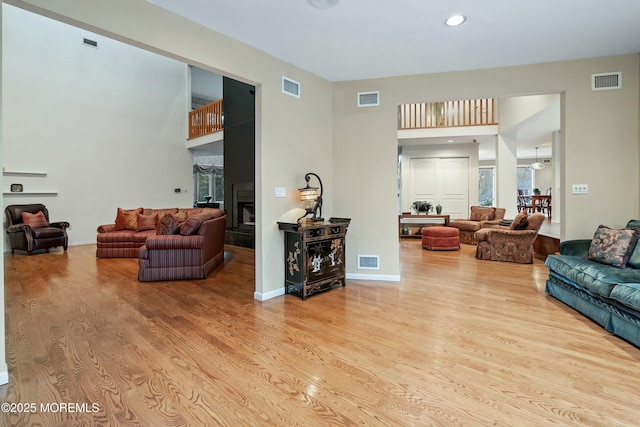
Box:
[445,15,466,27]
[308,0,339,9]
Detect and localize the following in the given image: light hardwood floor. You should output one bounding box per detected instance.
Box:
[1,241,639,426]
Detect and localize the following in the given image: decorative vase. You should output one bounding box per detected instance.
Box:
[436,204,442,215]
[401,225,409,235]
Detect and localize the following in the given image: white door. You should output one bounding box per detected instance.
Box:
[409,157,469,219]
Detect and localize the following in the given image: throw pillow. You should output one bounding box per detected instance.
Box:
[179,213,210,235]
[510,212,528,230]
[470,207,495,221]
[156,213,182,235]
[22,211,49,228]
[114,207,143,231]
[626,222,640,268]
[628,240,640,269]
[587,225,640,268]
[174,210,188,223]
[137,213,158,231]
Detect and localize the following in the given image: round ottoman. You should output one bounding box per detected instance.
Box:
[421,226,460,251]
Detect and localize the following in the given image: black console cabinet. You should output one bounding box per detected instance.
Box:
[278,218,351,300]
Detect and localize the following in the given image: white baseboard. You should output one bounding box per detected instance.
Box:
[346,273,401,282]
[254,287,285,301]
[0,362,8,385]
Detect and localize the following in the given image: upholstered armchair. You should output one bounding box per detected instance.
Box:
[449,206,506,244]
[5,204,70,254]
[475,212,546,263]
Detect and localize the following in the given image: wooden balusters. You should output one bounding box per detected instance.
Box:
[398,98,496,130]
[188,99,223,139]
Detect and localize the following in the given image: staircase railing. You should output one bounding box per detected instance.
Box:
[398,98,496,130]
[189,99,223,139]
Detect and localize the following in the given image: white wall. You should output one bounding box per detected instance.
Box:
[400,143,479,215]
[0,2,7,386]
[2,0,335,302]
[191,67,223,101]
[2,5,193,246]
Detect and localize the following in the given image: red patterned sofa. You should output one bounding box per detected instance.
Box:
[449,206,506,245]
[96,207,227,281]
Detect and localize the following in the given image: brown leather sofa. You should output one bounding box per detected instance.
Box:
[5,204,70,254]
[449,206,506,244]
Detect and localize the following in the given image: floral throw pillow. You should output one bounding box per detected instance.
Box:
[470,207,495,221]
[510,212,528,230]
[156,213,182,235]
[587,225,640,268]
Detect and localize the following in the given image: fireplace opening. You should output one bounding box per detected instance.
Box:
[238,201,255,231]
[227,183,255,248]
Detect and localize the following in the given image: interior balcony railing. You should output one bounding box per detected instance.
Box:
[398,98,496,130]
[188,99,223,139]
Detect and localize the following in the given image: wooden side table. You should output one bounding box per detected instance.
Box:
[398,214,450,238]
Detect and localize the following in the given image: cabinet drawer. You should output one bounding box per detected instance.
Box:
[306,228,326,239]
[328,226,344,235]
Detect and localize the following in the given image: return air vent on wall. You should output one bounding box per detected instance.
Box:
[83,38,98,48]
[358,255,380,270]
[592,72,621,90]
[358,91,379,107]
[282,76,300,98]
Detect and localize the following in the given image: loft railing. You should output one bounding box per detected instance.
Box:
[188,99,223,139]
[398,98,496,130]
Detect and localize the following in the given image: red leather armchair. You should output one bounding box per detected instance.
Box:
[5,204,70,254]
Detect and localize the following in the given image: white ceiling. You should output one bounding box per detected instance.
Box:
[148,0,637,160]
[149,0,640,82]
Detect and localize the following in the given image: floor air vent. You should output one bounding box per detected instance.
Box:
[358,91,379,107]
[282,76,300,98]
[592,72,621,90]
[358,255,380,270]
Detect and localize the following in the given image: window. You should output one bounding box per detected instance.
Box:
[194,167,224,204]
[517,166,534,196]
[478,167,495,206]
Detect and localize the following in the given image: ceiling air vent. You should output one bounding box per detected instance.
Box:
[83,38,98,48]
[358,91,379,107]
[358,255,380,270]
[282,76,300,98]
[592,72,621,91]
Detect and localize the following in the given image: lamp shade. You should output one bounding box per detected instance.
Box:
[299,186,318,201]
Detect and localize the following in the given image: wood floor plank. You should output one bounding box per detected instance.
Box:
[1,241,640,426]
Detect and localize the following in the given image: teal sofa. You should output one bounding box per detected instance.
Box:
[545,220,640,348]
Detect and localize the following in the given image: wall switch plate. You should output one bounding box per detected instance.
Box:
[572,184,588,195]
[275,187,286,198]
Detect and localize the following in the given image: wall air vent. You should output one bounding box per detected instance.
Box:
[83,38,98,48]
[282,76,300,98]
[358,255,380,270]
[592,72,621,90]
[358,91,379,107]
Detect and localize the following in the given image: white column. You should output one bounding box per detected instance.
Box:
[495,134,518,218]
[552,130,561,223]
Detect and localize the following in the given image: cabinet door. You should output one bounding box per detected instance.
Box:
[306,237,345,283]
